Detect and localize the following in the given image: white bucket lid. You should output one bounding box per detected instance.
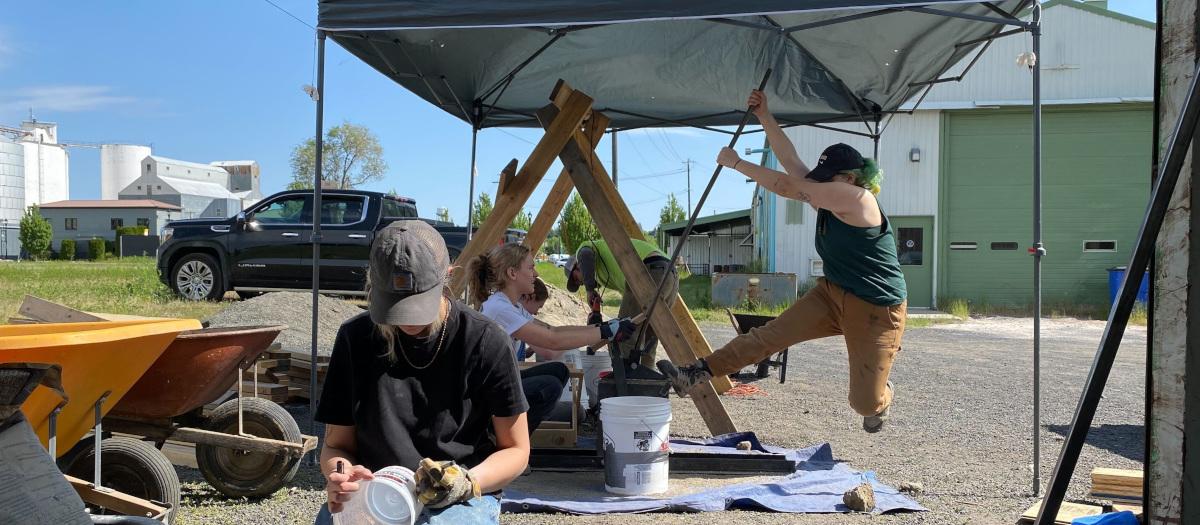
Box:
[366,467,420,525]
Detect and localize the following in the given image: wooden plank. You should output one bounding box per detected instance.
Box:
[524,112,609,254]
[18,295,105,323]
[172,426,308,457]
[496,158,519,197]
[288,351,330,364]
[66,475,168,519]
[449,89,595,296]
[539,102,736,436]
[1018,500,1104,524]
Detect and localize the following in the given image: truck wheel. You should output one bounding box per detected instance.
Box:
[171,253,224,301]
[65,437,180,524]
[196,397,302,498]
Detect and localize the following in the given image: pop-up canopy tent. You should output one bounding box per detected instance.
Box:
[308,0,1059,511]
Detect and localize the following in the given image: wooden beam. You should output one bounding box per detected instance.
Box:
[18,295,104,323]
[496,159,518,197]
[66,475,168,519]
[546,83,731,393]
[449,89,594,296]
[524,112,609,254]
[538,103,737,436]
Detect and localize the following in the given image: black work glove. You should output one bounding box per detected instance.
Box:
[599,317,637,343]
[587,310,604,326]
[415,458,480,509]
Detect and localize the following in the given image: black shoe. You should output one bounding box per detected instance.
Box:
[656,359,712,397]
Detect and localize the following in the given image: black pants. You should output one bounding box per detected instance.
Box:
[520,362,568,434]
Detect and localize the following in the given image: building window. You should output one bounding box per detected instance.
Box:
[156,185,162,190]
[896,227,923,265]
[65,218,78,231]
[991,242,1018,250]
[784,199,804,225]
[111,218,124,230]
[137,185,142,190]
[1083,240,1117,252]
[949,242,977,250]
[137,218,150,228]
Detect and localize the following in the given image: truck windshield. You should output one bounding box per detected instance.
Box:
[382,198,418,219]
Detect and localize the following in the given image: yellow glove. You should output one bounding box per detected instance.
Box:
[414,458,481,509]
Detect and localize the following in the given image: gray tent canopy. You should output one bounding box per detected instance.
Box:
[318,0,1033,131]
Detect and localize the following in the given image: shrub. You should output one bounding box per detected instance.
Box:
[18,205,52,260]
[59,239,76,261]
[88,238,107,260]
[116,225,148,237]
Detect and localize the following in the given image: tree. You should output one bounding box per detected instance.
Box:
[470,193,494,227]
[659,193,686,227]
[543,234,564,255]
[558,192,598,255]
[435,207,453,224]
[510,209,533,231]
[18,205,52,260]
[289,121,388,189]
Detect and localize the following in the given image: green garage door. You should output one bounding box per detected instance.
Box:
[939,106,1151,308]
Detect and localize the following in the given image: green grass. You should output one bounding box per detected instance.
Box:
[936,295,1144,325]
[0,257,227,322]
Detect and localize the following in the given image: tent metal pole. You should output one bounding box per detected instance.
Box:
[1034,44,1200,525]
[1030,4,1043,497]
[611,129,618,188]
[637,69,772,335]
[872,112,881,159]
[467,106,480,241]
[309,30,327,444]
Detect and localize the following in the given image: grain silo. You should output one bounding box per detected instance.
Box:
[101,144,153,200]
[0,136,24,259]
[20,120,70,205]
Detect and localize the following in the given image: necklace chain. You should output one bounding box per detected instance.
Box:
[399,304,450,370]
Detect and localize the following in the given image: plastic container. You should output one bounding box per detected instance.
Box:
[1107,266,1149,305]
[599,396,672,495]
[331,466,423,525]
[581,352,613,409]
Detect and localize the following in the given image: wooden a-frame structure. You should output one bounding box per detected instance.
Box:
[448,80,737,436]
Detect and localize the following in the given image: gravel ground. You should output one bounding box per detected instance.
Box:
[204,292,364,354]
[174,316,1146,525]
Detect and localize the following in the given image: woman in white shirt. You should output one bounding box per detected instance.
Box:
[467,243,637,433]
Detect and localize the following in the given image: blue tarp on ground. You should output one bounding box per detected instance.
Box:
[502,432,926,515]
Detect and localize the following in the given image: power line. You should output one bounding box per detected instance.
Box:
[494,128,536,145]
[621,168,685,181]
[262,0,315,30]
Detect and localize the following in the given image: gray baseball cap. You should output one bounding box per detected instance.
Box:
[368,220,449,326]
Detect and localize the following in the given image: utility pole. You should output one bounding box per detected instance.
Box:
[683,159,696,212]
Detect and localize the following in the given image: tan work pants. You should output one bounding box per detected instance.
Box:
[706,278,906,416]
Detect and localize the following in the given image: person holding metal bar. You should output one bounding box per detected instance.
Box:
[660,90,908,433]
[469,243,638,434]
[315,221,528,524]
[563,238,678,369]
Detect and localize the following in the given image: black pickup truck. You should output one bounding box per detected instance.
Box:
[157,189,524,301]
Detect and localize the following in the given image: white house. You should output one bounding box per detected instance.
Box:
[753,0,1153,309]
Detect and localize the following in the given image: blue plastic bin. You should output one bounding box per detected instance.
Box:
[1107,266,1149,305]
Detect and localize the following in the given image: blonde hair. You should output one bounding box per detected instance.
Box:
[842,158,884,195]
[464,243,531,306]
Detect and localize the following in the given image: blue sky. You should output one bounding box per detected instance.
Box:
[0,1,1154,229]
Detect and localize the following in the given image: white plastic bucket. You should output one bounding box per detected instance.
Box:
[600,396,672,495]
[581,352,613,409]
[331,466,423,525]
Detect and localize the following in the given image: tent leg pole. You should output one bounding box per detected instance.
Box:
[1034,42,1200,525]
[1030,8,1043,498]
[611,129,618,188]
[309,30,326,453]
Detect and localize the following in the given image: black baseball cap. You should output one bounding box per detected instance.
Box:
[368,220,449,326]
[807,143,865,182]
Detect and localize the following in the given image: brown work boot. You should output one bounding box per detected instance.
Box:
[862,381,894,433]
[657,359,712,397]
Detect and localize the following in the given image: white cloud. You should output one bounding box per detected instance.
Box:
[0,85,139,115]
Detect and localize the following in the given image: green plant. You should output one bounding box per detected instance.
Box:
[18,205,52,260]
[116,225,148,237]
[558,192,598,255]
[59,239,76,261]
[88,238,107,261]
[941,297,970,319]
[104,240,117,256]
[796,278,816,297]
[290,121,387,189]
[745,258,769,274]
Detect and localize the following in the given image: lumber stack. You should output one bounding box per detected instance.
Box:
[287,351,329,401]
[1018,500,1103,524]
[1090,468,1142,503]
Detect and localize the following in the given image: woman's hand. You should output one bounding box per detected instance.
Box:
[748,90,770,119]
[326,463,374,513]
[717,147,742,169]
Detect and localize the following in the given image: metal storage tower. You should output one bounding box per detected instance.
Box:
[0,137,24,259]
[101,144,153,200]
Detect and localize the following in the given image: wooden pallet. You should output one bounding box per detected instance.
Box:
[1090,467,1142,503]
[1018,500,1104,524]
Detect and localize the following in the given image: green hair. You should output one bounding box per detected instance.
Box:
[842,158,883,195]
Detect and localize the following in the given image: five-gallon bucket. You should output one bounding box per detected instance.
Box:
[600,396,672,495]
[581,352,613,409]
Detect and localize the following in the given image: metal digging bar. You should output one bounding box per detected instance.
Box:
[634,69,772,351]
[1034,57,1200,525]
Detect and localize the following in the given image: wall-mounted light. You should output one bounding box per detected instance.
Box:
[909,147,921,162]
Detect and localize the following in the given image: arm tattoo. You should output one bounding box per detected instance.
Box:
[795,191,811,203]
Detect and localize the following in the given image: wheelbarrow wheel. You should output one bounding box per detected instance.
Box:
[196,397,302,498]
[755,359,772,379]
[65,436,180,524]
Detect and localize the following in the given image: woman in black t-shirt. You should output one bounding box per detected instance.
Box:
[314,221,529,525]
